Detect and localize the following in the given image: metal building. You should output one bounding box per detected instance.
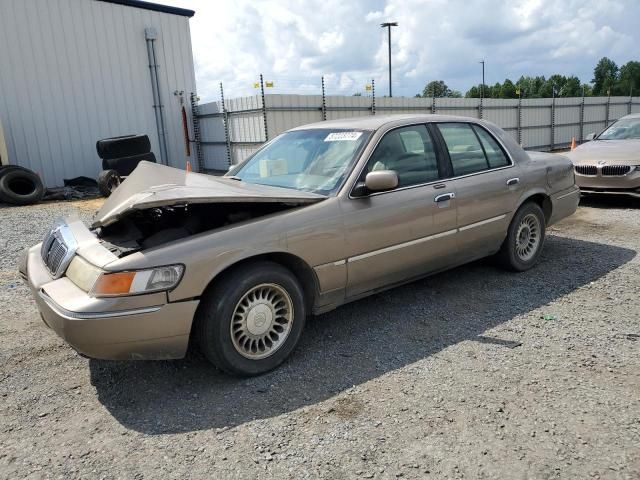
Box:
[0,0,197,187]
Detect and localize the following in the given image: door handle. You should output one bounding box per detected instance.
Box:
[506,177,520,187]
[434,192,455,203]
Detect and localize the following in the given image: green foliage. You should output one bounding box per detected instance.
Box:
[592,57,618,96]
[456,57,640,98]
[417,80,461,98]
[618,61,640,96]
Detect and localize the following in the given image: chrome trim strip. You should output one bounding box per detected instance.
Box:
[458,214,507,231]
[348,229,457,263]
[313,259,347,270]
[38,290,162,320]
[557,188,580,200]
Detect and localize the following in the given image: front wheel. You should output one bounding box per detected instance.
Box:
[497,202,546,271]
[195,261,306,376]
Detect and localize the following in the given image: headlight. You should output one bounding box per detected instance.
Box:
[90,265,184,297]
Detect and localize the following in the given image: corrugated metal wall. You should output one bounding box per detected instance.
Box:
[198,94,640,167]
[0,0,197,187]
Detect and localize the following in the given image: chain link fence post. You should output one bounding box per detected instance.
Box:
[220,82,232,168]
[431,92,436,114]
[321,76,327,121]
[629,87,633,115]
[579,92,585,144]
[552,95,556,149]
[371,79,375,115]
[517,94,522,146]
[605,91,611,128]
[260,73,268,141]
[478,97,483,119]
[189,92,204,173]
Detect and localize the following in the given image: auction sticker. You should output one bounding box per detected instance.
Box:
[324,131,362,142]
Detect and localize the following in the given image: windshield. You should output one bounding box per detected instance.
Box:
[598,118,640,140]
[229,129,370,194]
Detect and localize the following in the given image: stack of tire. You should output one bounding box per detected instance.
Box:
[96,134,155,197]
[0,165,45,205]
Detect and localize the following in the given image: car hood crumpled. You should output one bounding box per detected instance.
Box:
[93,161,326,227]
[564,139,640,165]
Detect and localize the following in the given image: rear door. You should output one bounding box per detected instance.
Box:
[340,124,458,298]
[434,122,523,260]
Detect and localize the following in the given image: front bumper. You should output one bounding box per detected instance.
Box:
[21,245,199,360]
[575,167,640,198]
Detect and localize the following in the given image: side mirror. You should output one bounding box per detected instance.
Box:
[227,165,235,172]
[584,132,596,141]
[364,170,398,192]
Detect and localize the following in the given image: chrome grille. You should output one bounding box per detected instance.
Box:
[42,236,68,275]
[601,165,631,176]
[574,165,596,176]
[40,219,77,278]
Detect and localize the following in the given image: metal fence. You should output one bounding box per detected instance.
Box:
[191,80,640,171]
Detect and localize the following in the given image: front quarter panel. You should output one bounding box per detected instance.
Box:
[104,200,344,303]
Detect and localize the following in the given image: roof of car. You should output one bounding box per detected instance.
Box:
[289,114,484,132]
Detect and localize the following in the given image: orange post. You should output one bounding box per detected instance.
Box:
[570,137,577,150]
[186,160,192,172]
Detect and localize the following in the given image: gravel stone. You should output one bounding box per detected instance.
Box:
[0,195,639,479]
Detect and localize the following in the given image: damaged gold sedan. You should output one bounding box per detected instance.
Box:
[20,115,579,375]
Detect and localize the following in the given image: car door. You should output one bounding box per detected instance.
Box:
[340,124,459,299]
[434,122,523,260]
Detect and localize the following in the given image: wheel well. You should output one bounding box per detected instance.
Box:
[204,253,318,311]
[525,193,552,223]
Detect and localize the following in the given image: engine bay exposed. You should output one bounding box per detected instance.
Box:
[94,202,302,257]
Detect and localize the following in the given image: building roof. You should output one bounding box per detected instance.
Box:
[97,0,195,17]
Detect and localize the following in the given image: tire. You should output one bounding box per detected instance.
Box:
[96,134,151,160]
[97,169,121,197]
[0,167,44,205]
[102,152,156,176]
[195,261,307,376]
[497,202,546,272]
[0,165,31,179]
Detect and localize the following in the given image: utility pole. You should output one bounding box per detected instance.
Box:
[381,22,398,97]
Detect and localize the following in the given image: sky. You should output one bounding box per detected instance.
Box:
[169,0,639,102]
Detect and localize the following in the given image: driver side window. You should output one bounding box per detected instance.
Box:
[365,125,440,187]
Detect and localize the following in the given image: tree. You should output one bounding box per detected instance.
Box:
[499,79,517,98]
[563,76,582,97]
[617,61,640,96]
[421,80,452,98]
[592,57,618,96]
[465,85,480,98]
[464,84,490,98]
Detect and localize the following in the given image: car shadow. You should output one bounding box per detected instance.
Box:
[89,235,636,434]
[579,194,640,209]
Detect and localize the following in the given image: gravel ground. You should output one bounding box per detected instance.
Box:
[1,196,639,479]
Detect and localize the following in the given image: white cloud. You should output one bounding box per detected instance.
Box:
[170,0,639,101]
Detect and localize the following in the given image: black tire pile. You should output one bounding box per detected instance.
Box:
[0,165,45,206]
[96,134,155,197]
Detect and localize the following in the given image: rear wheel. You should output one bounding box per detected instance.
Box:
[196,261,306,376]
[497,202,546,271]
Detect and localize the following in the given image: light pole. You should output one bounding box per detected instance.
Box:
[381,22,398,97]
[479,59,485,99]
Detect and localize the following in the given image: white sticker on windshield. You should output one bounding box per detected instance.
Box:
[324,131,362,142]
